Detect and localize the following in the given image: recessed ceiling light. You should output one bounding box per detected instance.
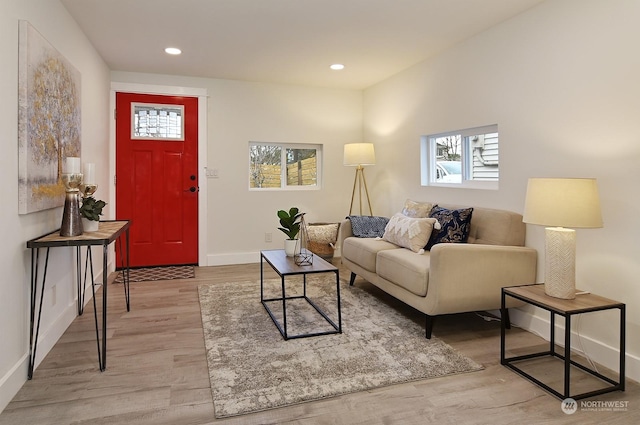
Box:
[165,47,182,55]
[330,64,345,70]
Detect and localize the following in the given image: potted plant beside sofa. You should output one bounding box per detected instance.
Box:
[277,207,302,256]
[80,196,106,232]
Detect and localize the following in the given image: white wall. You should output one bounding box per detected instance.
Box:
[0,0,112,412]
[110,72,363,265]
[363,0,640,381]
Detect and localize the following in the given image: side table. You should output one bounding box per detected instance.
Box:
[26,220,131,379]
[501,284,625,400]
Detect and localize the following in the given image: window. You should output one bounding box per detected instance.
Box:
[249,142,322,189]
[132,103,184,140]
[421,124,498,189]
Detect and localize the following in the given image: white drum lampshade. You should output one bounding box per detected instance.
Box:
[523,178,603,299]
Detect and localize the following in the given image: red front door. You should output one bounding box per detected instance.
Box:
[115,92,198,267]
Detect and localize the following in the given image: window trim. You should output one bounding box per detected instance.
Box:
[420,124,499,190]
[248,141,323,191]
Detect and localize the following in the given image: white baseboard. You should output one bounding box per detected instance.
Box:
[0,272,101,414]
[206,252,260,266]
[0,355,28,413]
[508,307,639,383]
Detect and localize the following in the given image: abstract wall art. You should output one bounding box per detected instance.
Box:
[18,20,81,214]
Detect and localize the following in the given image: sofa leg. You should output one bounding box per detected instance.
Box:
[425,315,435,339]
[349,272,356,286]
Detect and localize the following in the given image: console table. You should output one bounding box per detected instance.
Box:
[26,220,131,379]
[501,284,625,400]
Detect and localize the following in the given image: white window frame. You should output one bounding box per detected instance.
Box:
[249,142,323,191]
[420,124,499,190]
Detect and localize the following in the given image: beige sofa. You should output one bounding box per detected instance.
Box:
[339,203,537,338]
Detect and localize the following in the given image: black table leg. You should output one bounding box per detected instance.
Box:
[28,248,50,380]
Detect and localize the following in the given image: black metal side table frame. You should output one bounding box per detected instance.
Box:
[26,220,131,379]
[260,249,341,340]
[501,284,625,400]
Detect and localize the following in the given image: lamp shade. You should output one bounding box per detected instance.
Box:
[523,178,603,228]
[344,143,376,166]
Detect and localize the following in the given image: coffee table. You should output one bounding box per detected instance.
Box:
[260,249,341,340]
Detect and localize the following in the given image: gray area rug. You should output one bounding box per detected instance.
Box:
[198,277,483,418]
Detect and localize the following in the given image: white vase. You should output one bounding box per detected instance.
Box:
[81,217,99,232]
[284,239,299,257]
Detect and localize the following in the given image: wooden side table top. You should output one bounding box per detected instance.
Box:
[504,284,624,314]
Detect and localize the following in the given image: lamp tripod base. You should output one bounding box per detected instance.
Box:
[348,166,373,216]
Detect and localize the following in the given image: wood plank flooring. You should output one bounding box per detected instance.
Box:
[1,263,637,424]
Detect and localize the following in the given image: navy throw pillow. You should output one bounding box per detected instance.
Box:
[348,215,389,238]
[425,206,473,250]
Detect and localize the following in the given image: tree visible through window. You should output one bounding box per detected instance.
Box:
[249,142,321,189]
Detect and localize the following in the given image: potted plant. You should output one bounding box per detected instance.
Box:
[277,207,302,256]
[80,196,107,232]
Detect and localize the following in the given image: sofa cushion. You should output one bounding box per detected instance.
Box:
[382,213,440,253]
[377,249,430,297]
[348,216,389,238]
[342,237,398,273]
[401,199,435,218]
[426,206,474,250]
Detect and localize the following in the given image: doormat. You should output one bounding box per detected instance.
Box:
[114,265,195,283]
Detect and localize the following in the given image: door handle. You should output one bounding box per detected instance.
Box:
[184,186,198,193]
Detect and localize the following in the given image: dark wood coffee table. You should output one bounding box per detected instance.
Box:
[260,249,341,340]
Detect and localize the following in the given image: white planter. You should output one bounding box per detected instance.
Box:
[284,239,299,257]
[82,217,99,232]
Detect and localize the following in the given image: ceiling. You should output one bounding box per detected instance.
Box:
[61,0,545,90]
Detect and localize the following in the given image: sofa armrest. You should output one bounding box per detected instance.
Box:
[337,218,353,256]
[426,243,538,315]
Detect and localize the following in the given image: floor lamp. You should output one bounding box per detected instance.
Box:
[523,178,603,299]
[344,143,375,216]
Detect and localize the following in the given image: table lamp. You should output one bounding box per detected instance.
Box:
[344,143,375,216]
[523,178,603,299]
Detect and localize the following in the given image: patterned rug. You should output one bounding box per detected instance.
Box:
[198,277,483,418]
[114,265,195,283]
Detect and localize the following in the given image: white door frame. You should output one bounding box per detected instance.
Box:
[110,82,208,267]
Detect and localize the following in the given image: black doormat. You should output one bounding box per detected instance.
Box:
[114,265,196,283]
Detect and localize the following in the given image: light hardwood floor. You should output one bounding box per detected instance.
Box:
[1,263,637,424]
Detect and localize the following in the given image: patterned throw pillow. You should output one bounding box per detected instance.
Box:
[425,206,474,250]
[401,199,435,218]
[382,213,440,253]
[348,215,389,238]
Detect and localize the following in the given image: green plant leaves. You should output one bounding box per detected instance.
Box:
[80,196,106,221]
[277,207,302,239]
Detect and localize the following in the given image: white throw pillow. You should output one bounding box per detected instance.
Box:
[382,213,440,253]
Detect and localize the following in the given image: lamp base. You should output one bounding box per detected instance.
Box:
[544,227,576,299]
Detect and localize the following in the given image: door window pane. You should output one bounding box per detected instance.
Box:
[132,103,184,140]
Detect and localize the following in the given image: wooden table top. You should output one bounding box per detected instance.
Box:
[261,249,338,276]
[504,284,624,314]
[27,220,131,248]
